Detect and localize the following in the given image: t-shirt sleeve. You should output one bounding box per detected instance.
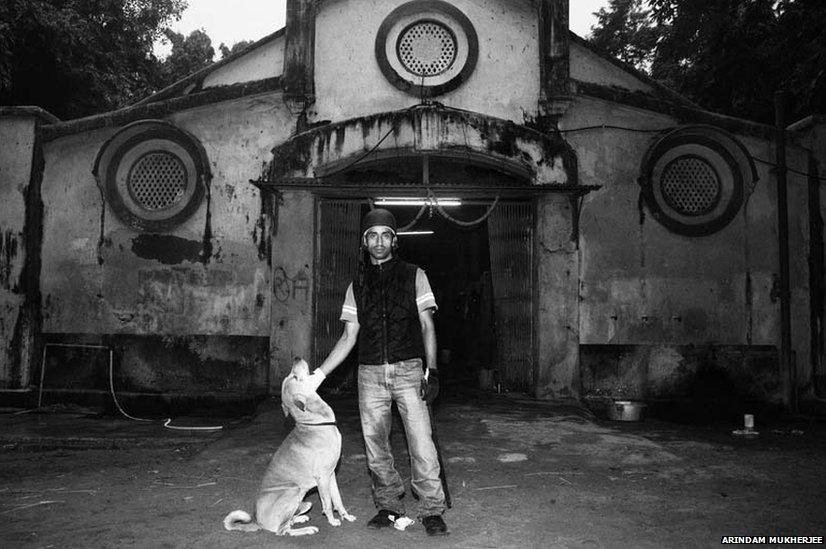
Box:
[340,282,358,322]
[415,268,438,313]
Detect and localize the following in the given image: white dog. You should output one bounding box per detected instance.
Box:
[223,358,355,535]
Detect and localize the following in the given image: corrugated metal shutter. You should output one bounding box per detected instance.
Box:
[313,199,361,373]
[488,201,534,392]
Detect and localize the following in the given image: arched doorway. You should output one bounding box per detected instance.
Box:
[261,104,590,397]
[311,152,537,394]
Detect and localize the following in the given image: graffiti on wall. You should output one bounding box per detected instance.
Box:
[273,266,310,303]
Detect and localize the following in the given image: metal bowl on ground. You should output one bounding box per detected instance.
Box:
[608,400,646,421]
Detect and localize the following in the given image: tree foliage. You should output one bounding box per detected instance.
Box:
[158,29,215,85]
[588,0,826,124]
[589,0,658,70]
[219,40,254,60]
[0,0,186,119]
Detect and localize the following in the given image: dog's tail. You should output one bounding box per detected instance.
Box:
[223,509,261,532]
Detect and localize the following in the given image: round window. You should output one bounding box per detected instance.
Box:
[660,155,721,216]
[640,126,757,237]
[376,1,478,97]
[94,121,209,232]
[397,20,457,76]
[127,151,188,211]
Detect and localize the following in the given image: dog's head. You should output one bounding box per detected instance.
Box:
[280,358,335,423]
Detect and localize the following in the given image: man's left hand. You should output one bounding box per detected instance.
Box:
[421,369,439,404]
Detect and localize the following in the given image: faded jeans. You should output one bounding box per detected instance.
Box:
[358,358,446,517]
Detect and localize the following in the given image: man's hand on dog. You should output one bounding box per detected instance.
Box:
[306,368,326,392]
[421,369,439,404]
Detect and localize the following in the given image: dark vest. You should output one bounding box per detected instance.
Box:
[354,257,425,365]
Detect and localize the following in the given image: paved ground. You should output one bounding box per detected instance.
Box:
[1,390,825,548]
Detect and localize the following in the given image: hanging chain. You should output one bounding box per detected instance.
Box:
[398,203,429,231]
[427,189,500,227]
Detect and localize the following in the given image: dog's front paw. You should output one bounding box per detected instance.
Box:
[327,517,342,527]
[341,513,356,522]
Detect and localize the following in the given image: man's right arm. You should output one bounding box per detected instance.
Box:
[317,319,360,377]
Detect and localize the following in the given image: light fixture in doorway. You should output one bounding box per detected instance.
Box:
[398,230,434,236]
[374,196,461,207]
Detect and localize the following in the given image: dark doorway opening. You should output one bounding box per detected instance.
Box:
[314,196,535,396]
[374,203,496,388]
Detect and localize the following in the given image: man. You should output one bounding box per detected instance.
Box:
[305,208,448,536]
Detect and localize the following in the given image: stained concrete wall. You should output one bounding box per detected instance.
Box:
[563,95,813,405]
[535,194,580,399]
[313,0,540,123]
[0,115,35,387]
[38,93,296,395]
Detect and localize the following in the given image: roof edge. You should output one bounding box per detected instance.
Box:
[573,80,775,140]
[787,114,826,133]
[41,77,283,142]
[135,26,286,107]
[568,31,700,110]
[0,106,61,124]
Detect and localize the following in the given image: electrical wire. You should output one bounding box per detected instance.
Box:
[752,155,826,182]
[35,342,223,431]
[559,124,674,134]
[560,123,826,182]
[107,353,223,431]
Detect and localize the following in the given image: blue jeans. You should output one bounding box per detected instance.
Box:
[358,358,446,517]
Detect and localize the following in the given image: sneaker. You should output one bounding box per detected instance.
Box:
[422,514,448,536]
[367,509,398,529]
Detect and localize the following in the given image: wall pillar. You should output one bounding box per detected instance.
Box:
[268,190,315,390]
[0,107,55,389]
[535,193,580,398]
[284,0,317,106]
[537,0,571,120]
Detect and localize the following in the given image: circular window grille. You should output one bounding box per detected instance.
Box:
[397,20,456,76]
[376,1,478,98]
[128,151,188,211]
[660,156,721,216]
[94,121,210,232]
[639,127,757,237]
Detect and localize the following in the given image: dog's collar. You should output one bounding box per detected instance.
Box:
[296,421,337,426]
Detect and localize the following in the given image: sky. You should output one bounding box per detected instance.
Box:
[154,0,609,59]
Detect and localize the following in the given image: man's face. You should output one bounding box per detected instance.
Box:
[363,225,396,264]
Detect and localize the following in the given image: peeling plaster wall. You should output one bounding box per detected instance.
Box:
[38,93,295,394]
[313,0,540,122]
[203,36,285,88]
[0,116,35,387]
[564,95,813,404]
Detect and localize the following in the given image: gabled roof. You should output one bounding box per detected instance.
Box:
[568,32,774,139]
[568,31,699,110]
[135,27,285,107]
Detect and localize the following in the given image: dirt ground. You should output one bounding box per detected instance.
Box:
[2,391,825,549]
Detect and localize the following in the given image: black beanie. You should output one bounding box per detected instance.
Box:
[361,208,397,236]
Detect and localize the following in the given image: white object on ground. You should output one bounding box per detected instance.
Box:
[498,453,528,463]
[393,516,415,531]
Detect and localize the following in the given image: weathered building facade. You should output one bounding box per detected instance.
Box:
[1,0,824,410]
